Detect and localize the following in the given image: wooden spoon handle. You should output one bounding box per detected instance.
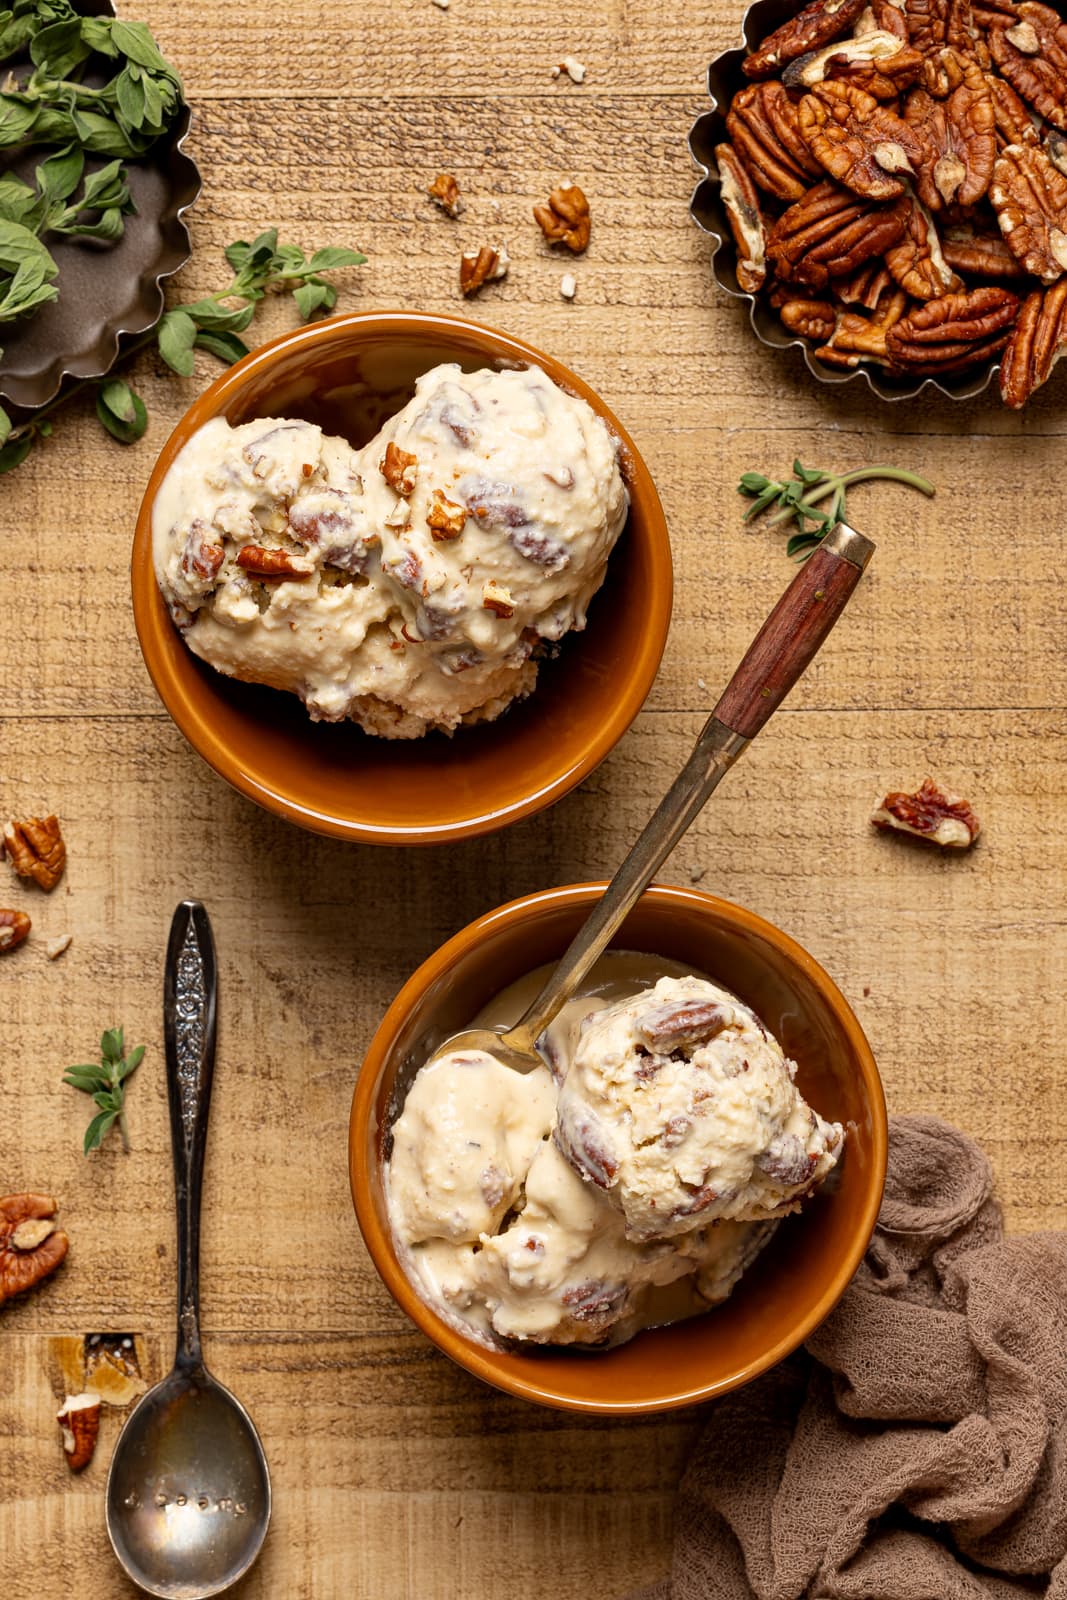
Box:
[714,522,874,740]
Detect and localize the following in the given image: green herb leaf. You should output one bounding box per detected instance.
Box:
[0,404,10,448]
[83,1110,116,1154]
[0,430,34,473]
[36,142,84,203]
[194,327,250,365]
[95,377,147,442]
[308,245,366,272]
[157,308,197,375]
[293,279,332,320]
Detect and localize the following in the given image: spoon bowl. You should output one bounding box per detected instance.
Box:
[106,1368,271,1598]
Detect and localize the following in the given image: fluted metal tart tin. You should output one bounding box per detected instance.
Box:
[687,0,1003,402]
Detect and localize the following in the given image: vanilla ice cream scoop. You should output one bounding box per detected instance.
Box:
[152,363,629,739]
[554,975,844,1241]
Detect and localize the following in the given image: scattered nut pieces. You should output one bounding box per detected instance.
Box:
[426,489,468,539]
[0,1194,68,1306]
[871,777,981,848]
[235,545,315,579]
[0,908,31,953]
[380,441,419,495]
[4,814,66,892]
[553,55,587,83]
[482,579,515,618]
[431,0,449,9]
[560,271,577,299]
[45,933,72,960]
[460,243,510,295]
[427,172,464,217]
[56,1394,101,1473]
[533,183,591,253]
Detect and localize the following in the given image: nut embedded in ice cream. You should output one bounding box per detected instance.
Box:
[152,362,629,739]
[554,975,844,1242]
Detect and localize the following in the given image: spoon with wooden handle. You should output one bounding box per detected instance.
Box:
[434,520,874,1073]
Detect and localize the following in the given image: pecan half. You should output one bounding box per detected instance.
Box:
[941,219,1027,274]
[816,285,909,362]
[885,284,1019,370]
[57,1394,101,1473]
[985,68,1040,148]
[862,0,910,42]
[4,814,65,891]
[871,776,981,846]
[835,257,893,304]
[991,142,1067,280]
[988,3,1067,129]
[905,57,996,207]
[533,183,591,252]
[0,908,30,952]
[767,179,908,287]
[381,441,418,495]
[783,31,923,98]
[904,0,979,58]
[459,243,510,295]
[715,143,768,290]
[427,172,464,217]
[0,1194,68,1306]
[482,580,515,618]
[743,0,869,78]
[235,545,315,579]
[426,489,467,540]
[727,82,823,200]
[885,194,963,295]
[798,80,930,198]
[779,295,839,338]
[637,1002,731,1053]
[1000,279,1067,403]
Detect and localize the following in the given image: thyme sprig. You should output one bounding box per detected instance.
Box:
[739,460,936,559]
[62,1026,145,1154]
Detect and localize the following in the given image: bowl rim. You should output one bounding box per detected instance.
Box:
[131,308,673,846]
[349,880,889,1415]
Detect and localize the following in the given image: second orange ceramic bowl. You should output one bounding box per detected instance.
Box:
[350,884,888,1415]
[132,311,672,845]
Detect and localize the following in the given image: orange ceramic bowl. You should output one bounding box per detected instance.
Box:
[349,883,887,1415]
[131,311,672,845]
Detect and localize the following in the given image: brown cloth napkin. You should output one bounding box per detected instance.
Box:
[634,1115,1067,1600]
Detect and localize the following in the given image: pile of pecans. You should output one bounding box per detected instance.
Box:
[713,0,1067,405]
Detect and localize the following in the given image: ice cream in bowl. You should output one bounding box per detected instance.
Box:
[132,311,672,843]
[349,884,887,1414]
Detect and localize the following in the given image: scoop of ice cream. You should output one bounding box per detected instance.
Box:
[553,975,844,1241]
[151,363,629,738]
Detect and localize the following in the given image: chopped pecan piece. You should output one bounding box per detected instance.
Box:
[817,285,909,362]
[727,82,823,201]
[0,908,30,952]
[767,179,908,287]
[715,142,768,290]
[871,777,981,846]
[798,80,930,198]
[426,489,467,540]
[1000,279,1067,403]
[381,441,418,495]
[743,0,869,78]
[988,3,1067,129]
[863,0,910,42]
[482,580,515,618]
[783,31,923,99]
[835,257,893,305]
[0,1194,68,1305]
[533,183,591,252]
[4,814,65,891]
[235,545,315,579]
[57,1394,101,1473]
[885,195,963,295]
[905,57,996,207]
[459,243,510,295]
[941,219,1026,274]
[991,142,1067,280]
[885,284,1019,369]
[636,1002,731,1053]
[180,521,224,584]
[780,295,839,338]
[427,172,463,217]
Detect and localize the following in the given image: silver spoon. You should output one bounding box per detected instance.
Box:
[106,900,271,1598]
[437,520,874,1073]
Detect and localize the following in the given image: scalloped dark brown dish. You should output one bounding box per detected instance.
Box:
[688,0,1003,403]
[0,0,200,415]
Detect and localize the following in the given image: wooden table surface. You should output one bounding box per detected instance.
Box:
[3,1,1065,1594]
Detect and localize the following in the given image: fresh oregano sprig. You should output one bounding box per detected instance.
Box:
[739,459,936,559]
[62,1025,145,1154]
[0,228,367,467]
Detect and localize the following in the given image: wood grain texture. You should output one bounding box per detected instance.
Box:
[2,0,1066,1593]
